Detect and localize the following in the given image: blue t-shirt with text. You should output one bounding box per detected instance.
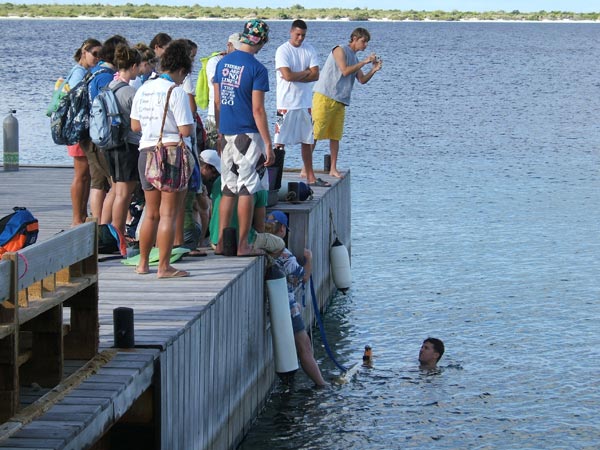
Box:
[214,50,269,135]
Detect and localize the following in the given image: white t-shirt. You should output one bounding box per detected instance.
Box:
[206,53,223,119]
[275,41,319,110]
[131,78,194,149]
[182,74,194,95]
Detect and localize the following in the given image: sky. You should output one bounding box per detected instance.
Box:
[19,0,600,12]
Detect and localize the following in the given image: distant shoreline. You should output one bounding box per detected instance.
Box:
[2,16,600,24]
[1,4,598,22]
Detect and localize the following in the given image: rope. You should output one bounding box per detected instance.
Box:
[309,274,347,373]
[17,252,28,280]
[329,208,339,243]
[301,282,306,308]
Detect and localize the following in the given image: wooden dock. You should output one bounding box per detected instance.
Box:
[0,166,351,450]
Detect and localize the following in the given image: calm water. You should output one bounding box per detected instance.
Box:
[2,19,600,448]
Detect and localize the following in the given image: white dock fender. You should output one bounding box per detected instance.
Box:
[330,237,351,293]
[265,265,299,375]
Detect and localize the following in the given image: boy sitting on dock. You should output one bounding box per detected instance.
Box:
[265,210,327,387]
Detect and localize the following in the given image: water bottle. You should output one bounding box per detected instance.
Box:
[362,345,373,367]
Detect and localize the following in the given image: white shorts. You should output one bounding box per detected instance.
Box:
[221,133,269,196]
[274,109,314,146]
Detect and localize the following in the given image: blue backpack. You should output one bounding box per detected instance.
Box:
[50,68,108,146]
[0,207,39,256]
[89,81,128,151]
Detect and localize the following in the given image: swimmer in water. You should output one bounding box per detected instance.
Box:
[419,337,444,370]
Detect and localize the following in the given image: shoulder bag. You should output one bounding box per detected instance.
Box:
[145,84,193,192]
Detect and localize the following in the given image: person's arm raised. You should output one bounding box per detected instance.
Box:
[333,46,375,77]
[356,57,383,85]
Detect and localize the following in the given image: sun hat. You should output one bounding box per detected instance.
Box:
[240,19,269,46]
[200,149,221,174]
[266,210,289,230]
[227,32,242,50]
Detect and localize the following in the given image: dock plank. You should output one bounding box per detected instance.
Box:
[0,167,350,450]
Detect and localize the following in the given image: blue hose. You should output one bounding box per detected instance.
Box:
[309,274,348,373]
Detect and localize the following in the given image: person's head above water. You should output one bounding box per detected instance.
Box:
[419,337,444,369]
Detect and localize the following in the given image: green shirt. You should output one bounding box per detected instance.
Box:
[208,176,268,245]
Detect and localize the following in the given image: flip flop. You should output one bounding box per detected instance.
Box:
[157,270,190,279]
[99,255,125,262]
[187,249,208,257]
[308,178,331,187]
[134,267,149,275]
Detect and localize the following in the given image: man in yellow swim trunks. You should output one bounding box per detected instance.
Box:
[312,27,383,178]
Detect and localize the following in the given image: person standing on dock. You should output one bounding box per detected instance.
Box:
[149,32,172,73]
[418,337,445,370]
[265,211,328,387]
[213,19,274,256]
[105,43,142,257]
[85,35,128,224]
[63,38,102,226]
[274,20,329,188]
[312,27,383,178]
[131,40,194,278]
[202,32,242,149]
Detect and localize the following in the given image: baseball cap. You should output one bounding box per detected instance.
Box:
[227,32,242,50]
[200,149,221,174]
[266,211,289,230]
[240,19,269,46]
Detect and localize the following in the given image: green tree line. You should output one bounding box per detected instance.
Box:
[0,3,598,21]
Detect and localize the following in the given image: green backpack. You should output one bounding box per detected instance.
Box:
[195,51,221,109]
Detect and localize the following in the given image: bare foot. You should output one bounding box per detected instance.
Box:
[299,171,307,178]
[329,170,342,178]
[135,265,150,275]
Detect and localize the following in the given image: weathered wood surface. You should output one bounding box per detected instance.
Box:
[0,167,351,450]
[0,349,158,450]
[0,261,10,303]
[0,260,14,337]
[0,216,99,424]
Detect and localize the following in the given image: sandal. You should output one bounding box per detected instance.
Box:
[157,270,190,279]
[308,178,331,187]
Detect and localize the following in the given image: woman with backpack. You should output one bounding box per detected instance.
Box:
[65,38,102,226]
[85,35,128,225]
[131,40,194,279]
[104,43,142,256]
